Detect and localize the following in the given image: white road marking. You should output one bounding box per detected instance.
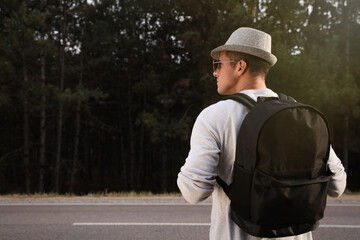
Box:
[73,222,211,226]
[0,202,211,206]
[320,225,360,228]
[1,202,360,207]
[327,203,360,207]
[73,222,360,228]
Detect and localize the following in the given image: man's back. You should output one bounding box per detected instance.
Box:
[177,88,346,240]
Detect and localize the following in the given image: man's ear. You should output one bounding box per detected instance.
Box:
[237,60,247,74]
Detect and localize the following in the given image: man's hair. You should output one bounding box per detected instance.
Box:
[226,51,271,77]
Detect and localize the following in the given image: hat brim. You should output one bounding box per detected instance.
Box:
[210,45,277,67]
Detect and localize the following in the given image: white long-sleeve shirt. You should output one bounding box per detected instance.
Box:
[177,88,347,240]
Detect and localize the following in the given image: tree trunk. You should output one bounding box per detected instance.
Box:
[55,98,64,193]
[342,0,350,173]
[69,63,82,193]
[84,122,91,193]
[128,119,136,191]
[127,82,136,190]
[38,51,47,193]
[251,0,258,22]
[120,134,128,191]
[69,23,85,193]
[22,51,31,194]
[343,115,349,173]
[137,117,145,191]
[137,16,147,191]
[55,4,66,193]
[161,144,168,192]
[117,76,128,191]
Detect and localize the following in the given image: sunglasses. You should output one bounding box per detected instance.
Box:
[212,59,241,72]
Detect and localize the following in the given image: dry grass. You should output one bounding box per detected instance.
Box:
[0,191,182,199]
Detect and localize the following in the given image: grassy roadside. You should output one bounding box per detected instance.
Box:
[0,191,182,199]
[1,190,359,200]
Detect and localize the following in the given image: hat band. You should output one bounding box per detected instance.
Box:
[210,45,277,66]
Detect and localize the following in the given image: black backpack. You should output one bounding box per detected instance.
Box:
[216,93,333,238]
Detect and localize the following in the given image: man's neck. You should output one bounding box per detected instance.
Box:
[237,75,266,92]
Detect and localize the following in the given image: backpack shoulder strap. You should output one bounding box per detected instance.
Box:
[278,93,296,102]
[216,176,231,197]
[217,93,257,198]
[225,92,296,106]
[222,93,257,109]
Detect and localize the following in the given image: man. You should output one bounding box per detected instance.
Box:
[177,27,347,240]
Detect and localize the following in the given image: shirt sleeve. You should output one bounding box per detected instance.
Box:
[177,107,223,204]
[327,146,347,198]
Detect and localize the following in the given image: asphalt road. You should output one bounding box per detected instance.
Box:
[0,196,359,240]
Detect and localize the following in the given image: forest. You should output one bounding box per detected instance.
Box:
[0,0,359,194]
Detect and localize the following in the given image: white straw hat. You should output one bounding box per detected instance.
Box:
[210,27,277,66]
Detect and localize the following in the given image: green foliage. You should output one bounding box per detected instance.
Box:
[0,0,359,193]
[60,87,108,103]
[0,92,9,107]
